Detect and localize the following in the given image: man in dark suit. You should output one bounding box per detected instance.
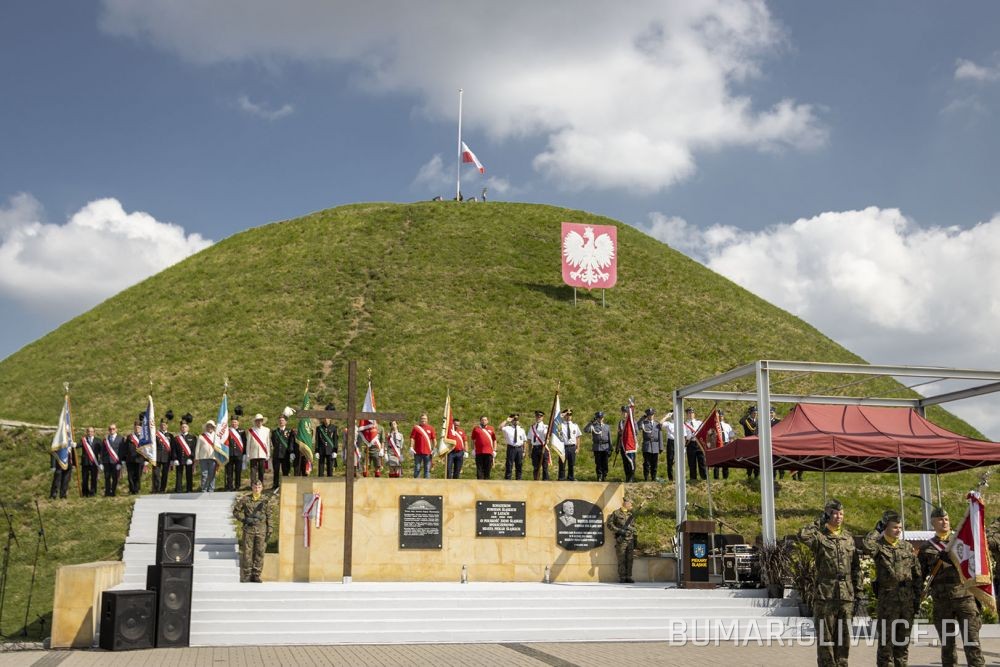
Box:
[101,423,125,497]
[225,409,247,491]
[78,426,100,497]
[152,413,174,493]
[271,414,294,489]
[173,414,197,493]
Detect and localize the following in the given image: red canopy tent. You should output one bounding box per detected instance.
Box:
[705,403,1000,474]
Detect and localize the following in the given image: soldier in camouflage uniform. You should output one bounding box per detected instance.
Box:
[918,507,985,667]
[987,516,1000,599]
[233,478,272,583]
[798,499,862,667]
[861,510,921,667]
[606,498,637,583]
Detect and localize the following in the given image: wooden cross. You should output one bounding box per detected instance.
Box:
[299,360,406,582]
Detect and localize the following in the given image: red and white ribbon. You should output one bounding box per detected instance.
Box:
[302,493,323,548]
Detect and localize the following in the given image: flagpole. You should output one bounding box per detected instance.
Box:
[456,88,463,201]
[66,383,81,498]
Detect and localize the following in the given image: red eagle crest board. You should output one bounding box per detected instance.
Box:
[561,222,617,289]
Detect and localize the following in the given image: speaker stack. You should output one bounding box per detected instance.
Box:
[99,511,197,650]
[147,512,196,647]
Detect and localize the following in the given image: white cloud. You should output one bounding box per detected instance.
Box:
[412,154,450,192]
[99,0,825,193]
[641,207,1000,437]
[237,94,294,120]
[0,194,212,315]
[955,57,1000,83]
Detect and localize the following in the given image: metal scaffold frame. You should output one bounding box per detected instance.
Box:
[672,360,1000,548]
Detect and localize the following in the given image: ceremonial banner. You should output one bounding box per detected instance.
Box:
[297,386,315,475]
[437,391,459,457]
[50,393,74,471]
[948,491,997,611]
[138,394,157,465]
[359,380,380,457]
[561,223,617,289]
[213,392,230,465]
[695,409,724,450]
[548,392,566,462]
[621,400,638,453]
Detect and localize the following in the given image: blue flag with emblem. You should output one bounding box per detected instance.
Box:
[138,394,157,465]
[213,391,230,465]
[50,393,74,470]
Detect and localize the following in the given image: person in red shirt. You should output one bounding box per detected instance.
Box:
[471,415,497,480]
[446,417,468,479]
[409,413,436,478]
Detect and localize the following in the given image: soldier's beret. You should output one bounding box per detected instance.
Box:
[881,510,901,525]
[325,403,336,411]
[824,499,843,512]
[181,413,194,425]
[233,405,244,417]
[931,506,948,519]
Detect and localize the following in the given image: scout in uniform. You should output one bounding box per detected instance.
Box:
[798,499,862,667]
[232,479,272,583]
[314,404,339,477]
[384,420,404,477]
[918,507,985,667]
[862,510,921,667]
[606,498,637,583]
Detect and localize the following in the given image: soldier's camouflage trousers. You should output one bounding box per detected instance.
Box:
[932,595,984,667]
[814,599,852,667]
[241,527,267,581]
[875,595,915,667]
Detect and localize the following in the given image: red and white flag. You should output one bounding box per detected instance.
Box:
[437,391,460,457]
[621,401,638,454]
[461,141,485,174]
[358,379,379,461]
[948,491,997,611]
[695,409,725,450]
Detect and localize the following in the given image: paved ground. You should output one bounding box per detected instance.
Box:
[2,639,1000,667]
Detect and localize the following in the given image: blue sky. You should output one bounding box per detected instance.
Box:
[3,1,1000,434]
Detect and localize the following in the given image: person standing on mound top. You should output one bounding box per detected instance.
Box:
[410,412,435,478]
[606,498,637,583]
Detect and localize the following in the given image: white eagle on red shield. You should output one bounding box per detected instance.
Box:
[562,225,616,287]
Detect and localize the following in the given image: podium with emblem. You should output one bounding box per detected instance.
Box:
[679,519,716,589]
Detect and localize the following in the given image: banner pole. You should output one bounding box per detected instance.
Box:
[456,88,463,201]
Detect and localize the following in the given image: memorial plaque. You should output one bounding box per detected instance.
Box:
[476,501,526,538]
[399,495,443,549]
[554,499,605,551]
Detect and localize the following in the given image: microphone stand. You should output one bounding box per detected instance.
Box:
[22,500,48,637]
[0,500,20,638]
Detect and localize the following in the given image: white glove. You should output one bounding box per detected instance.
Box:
[186,458,192,465]
[290,453,295,461]
[171,460,178,467]
[51,467,56,473]
[464,451,469,459]
[314,453,319,459]
[99,464,104,471]
[242,455,247,464]
[115,464,121,471]
[332,452,337,459]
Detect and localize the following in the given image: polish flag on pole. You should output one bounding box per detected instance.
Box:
[947,491,997,611]
[461,142,485,174]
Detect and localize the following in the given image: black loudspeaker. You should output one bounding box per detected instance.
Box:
[146,564,193,647]
[99,589,156,651]
[157,512,196,565]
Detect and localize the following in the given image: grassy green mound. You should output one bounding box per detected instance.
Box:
[0,201,995,639]
[0,202,974,435]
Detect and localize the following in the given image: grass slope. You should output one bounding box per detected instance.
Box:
[0,202,975,435]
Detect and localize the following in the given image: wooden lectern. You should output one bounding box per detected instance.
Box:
[678,520,716,589]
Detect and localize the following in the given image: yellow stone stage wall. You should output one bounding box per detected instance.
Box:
[50,560,125,648]
[278,479,624,583]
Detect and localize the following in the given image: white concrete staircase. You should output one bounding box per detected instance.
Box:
[115,492,240,590]
[189,582,803,646]
[115,494,807,646]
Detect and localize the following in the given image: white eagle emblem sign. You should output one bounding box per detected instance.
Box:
[561,222,617,289]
